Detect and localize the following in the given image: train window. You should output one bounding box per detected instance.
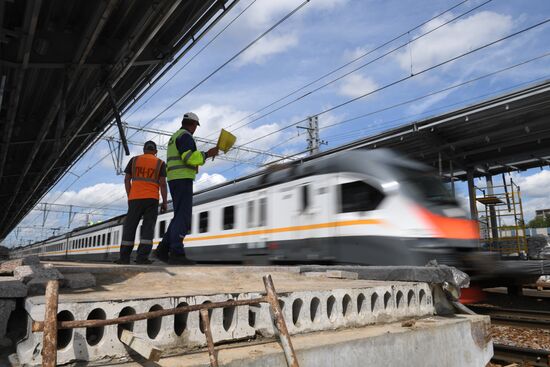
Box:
[301,185,310,211]
[159,221,166,237]
[199,212,209,233]
[339,181,384,213]
[102,234,106,246]
[247,201,255,228]
[107,233,111,246]
[259,198,267,226]
[223,206,235,230]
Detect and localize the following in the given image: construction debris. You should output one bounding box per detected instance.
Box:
[13,264,64,284]
[120,329,163,361]
[325,270,359,280]
[0,255,40,275]
[61,273,96,289]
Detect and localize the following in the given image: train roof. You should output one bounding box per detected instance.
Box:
[194,149,429,206]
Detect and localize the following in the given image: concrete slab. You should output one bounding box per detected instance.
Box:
[0,277,27,298]
[17,265,435,366]
[107,315,492,367]
[26,265,421,303]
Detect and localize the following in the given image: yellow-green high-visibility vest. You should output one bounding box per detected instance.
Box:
[166,129,205,181]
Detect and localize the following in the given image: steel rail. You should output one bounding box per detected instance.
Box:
[470,305,550,329]
[492,344,550,367]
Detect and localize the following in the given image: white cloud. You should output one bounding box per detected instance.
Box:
[243,0,347,29]
[49,183,127,209]
[338,73,378,98]
[395,11,514,72]
[236,33,299,66]
[194,172,227,192]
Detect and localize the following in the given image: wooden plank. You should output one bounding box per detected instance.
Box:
[120,329,162,361]
[42,280,59,367]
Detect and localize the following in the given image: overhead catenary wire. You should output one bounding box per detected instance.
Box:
[224,0,494,135]
[130,0,311,136]
[124,0,259,120]
[11,0,478,222]
[237,18,550,149]
[211,0,486,136]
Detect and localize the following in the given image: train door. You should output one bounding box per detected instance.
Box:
[293,178,333,261]
[244,190,269,261]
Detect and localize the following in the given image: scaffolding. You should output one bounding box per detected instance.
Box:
[475,177,527,256]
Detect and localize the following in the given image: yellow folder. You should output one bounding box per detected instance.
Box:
[216,129,236,153]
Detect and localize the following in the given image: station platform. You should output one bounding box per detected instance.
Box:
[1,261,492,366]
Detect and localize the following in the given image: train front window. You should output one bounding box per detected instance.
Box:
[339,181,384,213]
[401,170,457,205]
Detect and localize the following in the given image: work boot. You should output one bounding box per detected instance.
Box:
[116,245,133,264]
[135,258,153,265]
[154,249,169,263]
[167,254,195,265]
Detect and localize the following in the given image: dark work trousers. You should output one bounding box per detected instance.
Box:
[120,198,159,261]
[158,179,193,257]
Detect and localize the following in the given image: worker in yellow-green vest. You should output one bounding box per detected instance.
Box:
[154,112,218,264]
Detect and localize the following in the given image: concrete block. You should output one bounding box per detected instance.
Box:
[0,255,40,275]
[0,277,27,298]
[16,282,435,366]
[325,270,358,280]
[0,299,16,347]
[27,278,50,296]
[62,273,96,289]
[13,264,63,284]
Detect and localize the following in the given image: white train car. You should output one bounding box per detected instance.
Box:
[11,149,479,268]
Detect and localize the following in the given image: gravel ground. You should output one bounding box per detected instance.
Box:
[491,325,550,350]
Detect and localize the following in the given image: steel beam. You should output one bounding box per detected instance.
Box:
[0,0,42,182]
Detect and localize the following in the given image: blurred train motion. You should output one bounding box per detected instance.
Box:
[10,149,480,270]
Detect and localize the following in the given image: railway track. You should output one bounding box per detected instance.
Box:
[492,344,550,367]
[468,305,550,329]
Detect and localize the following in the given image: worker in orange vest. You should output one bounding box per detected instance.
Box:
[115,141,168,264]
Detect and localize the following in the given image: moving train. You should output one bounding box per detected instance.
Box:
[10,149,480,268]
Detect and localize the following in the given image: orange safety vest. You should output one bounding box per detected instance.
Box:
[128,154,163,201]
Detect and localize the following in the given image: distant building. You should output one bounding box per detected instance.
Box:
[535,209,550,219]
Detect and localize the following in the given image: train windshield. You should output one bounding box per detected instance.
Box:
[400,169,457,205]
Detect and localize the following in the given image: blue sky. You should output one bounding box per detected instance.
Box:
[4,0,550,246]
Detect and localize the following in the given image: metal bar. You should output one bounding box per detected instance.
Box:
[262,275,299,367]
[33,297,266,332]
[200,309,219,367]
[42,280,59,367]
[492,344,550,367]
[467,169,478,222]
[106,86,130,155]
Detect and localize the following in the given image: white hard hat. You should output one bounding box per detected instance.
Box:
[183,112,200,125]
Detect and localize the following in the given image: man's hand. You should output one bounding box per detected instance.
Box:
[160,202,168,214]
[207,147,219,158]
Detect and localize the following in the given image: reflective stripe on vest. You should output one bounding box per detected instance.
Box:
[166,129,199,181]
[128,154,163,200]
